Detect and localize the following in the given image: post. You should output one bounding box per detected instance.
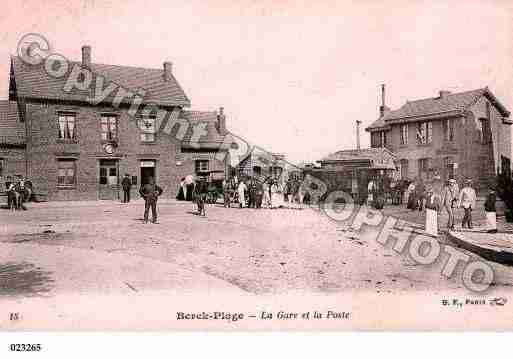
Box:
[356,120,362,150]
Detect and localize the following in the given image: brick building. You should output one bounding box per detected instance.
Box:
[366,85,512,191]
[0,46,230,200]
[0,101,26,179]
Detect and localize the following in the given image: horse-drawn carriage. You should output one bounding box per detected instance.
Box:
[194,170,225,204]
[1,179,34,210]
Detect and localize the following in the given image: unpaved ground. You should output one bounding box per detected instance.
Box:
[2,200,513,298]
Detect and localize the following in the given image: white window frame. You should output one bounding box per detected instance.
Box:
[444,119,454,142]
[400,124,408,145]
[195,160,209,173]
[101,114,118,141]
[416,121,432,145]
[57,159,77,187]
[139,116,157,143]
[57,112,76,140]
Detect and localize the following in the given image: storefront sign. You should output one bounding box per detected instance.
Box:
[140,160,156,168]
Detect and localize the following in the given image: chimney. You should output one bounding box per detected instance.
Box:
[163,61,173,81]
[81,45,91,67]
[217,107,227,135]
[379,84,390,118]
[356,120,362,151]
[439,90,451,99]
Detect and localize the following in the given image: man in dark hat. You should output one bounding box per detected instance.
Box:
[5,175,13,209]
[194,177,208,216]
[15,175,27,210]
[458,178,476,229]
[255,180,264,208]
[248,178,257,208]
[139,176,163,223]
[441,179,457,231]
[121,174,132,203]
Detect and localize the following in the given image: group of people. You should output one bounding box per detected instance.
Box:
[407,176,497,235]
[231,177,268,209]
[120,173,312,221]
[2,175,33,211]
[228,176,310,210]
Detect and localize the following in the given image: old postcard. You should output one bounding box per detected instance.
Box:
[1,0,513,335]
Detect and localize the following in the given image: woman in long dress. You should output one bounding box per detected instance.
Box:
[406,181,416,209]
[270,182,283,209]
[237,180,247,208]
[262,182,270,208]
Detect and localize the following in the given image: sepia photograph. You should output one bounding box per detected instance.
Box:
[1,0,513,344]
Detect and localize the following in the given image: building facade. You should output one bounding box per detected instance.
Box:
[1,46,230,200]
[0,101,26,179]
[237,149,290,184]
[366,86,512,192]
[316,147,397,202]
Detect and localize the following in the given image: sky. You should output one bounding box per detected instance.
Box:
[1,0,512,164]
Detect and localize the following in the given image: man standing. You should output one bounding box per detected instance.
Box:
[284,179,291,203]
[139,176,163,224]
[248,178,256,208]
[194,178,208,216]
[222,178,232,208]
[449,178,460,209]
[416,178,426,212]
[367,179,375,207]
[121,174,132,203]
[440,179,455,231]
[16,175,27,210]
[5,175,13,209]
[255,180,264,208]
[458,179,477,229]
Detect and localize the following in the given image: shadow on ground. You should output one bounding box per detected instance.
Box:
[0,232,74,244]
[0,262,54,297]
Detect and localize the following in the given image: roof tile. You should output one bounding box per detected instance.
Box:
[180,110,226,148]
[321,147,395,162]
[11,56,190,107]
[365,88,511,131]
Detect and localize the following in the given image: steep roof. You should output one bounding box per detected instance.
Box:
[0,100,25,146]
[366,116,390,131]
[180,110,226,149]
[366,87,511,131]
[320,147,396,163]
[10,56,190,107]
